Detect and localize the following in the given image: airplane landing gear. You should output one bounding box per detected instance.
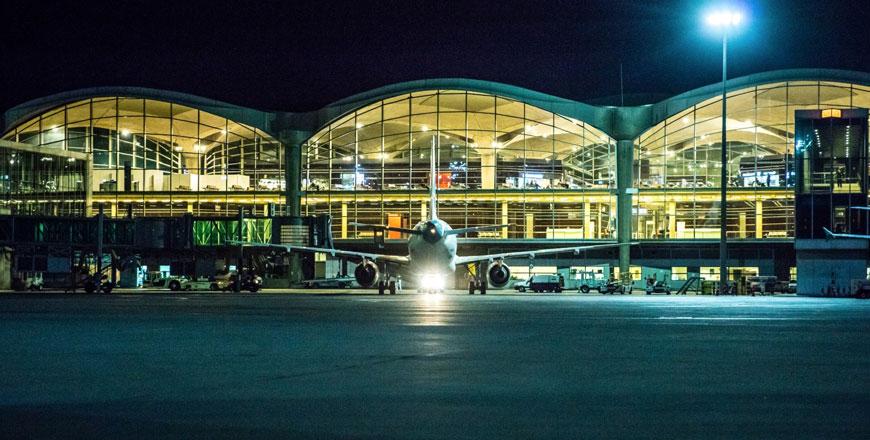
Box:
[467,263,487,295]
[468,279,487,295]
[378,276,398,295]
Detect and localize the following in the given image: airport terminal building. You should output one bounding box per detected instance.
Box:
[2,69,869,291]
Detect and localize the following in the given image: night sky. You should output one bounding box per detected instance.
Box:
[1,0,868,119]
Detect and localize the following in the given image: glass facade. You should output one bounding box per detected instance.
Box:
[794,108,869,239]
[634,81,870,239]
[303,90,616,239]
[1,97,284,217]
[0,145,87,216]
[1,76,868,244]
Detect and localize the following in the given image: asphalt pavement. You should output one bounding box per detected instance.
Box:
[0,293,868,439]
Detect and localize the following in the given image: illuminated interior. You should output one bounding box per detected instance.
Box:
[0,142,87,216]
[1,79,869,241]
[634,81,870,239]
[303,90,617,239]
[1,97,284,216]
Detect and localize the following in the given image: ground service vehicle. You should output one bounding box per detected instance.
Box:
[303,276,355,289]
[748,276,778,295]
[528,274,562,293]
[12,272,43,291]
[514,279,530,292]
[165,276,189,291]
[179,277,226,291]
[573,271,598,293]
[225,271,262,293]
[599,280,627,294]
[645,281,671,295]
[84,273,114,294]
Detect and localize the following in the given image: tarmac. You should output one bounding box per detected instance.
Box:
[0,292,868,439]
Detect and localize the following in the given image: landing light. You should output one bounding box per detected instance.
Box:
[420,273,446,292]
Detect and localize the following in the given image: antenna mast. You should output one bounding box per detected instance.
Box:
[620,63,625,106]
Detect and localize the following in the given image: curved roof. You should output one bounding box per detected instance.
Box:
[647,68,870,129]
[3,86,278,137]
[5,69,870,143]
[311,77,607,131]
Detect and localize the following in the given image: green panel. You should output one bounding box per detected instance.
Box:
[193,219,271,246]
[243,218,272,244]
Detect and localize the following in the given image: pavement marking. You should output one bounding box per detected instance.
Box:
[656,316,807,320]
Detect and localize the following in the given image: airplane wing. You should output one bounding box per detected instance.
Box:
[453,242,637,265]
[229,241,411,264]
[348,222,420,235]
[822,227,870,240]
[445,224,510,236]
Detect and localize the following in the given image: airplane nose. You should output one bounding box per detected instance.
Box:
[423,221,441,243]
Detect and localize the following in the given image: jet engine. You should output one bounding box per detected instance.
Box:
[354,261,380,288]
[487,262,511,288]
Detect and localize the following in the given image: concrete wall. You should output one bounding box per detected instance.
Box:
[796,239,868,296]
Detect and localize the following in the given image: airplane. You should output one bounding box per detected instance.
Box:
[823,206,870,239]
[235,139,636,294]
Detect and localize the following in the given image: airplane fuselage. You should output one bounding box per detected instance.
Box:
[407,218,457,274]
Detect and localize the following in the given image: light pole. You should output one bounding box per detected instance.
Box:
[705,8,744,294]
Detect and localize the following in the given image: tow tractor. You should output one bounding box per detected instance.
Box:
[303,276,355,289]
[645,281,671,295]
[595,280,626,294]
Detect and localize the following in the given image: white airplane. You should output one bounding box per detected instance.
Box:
[238,140,636,294]
[823,206,870,239]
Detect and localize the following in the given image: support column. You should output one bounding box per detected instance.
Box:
[278,130,310,217]
[583,202,592,239]
[755,201,763,238]
[85,156,93,217]
[738,212,747,238]
[235,207,244,293]
[96,204,104,276]
[421,202,427,222]
[596,204,602,239]
[667,201,676,238]
[525,213,534,239]
[481,151,496,190]
[286,141,302,216]
[616,140,634,281]
[280,131,311,288]
[501,202,509,239]
[341,203,348,239]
